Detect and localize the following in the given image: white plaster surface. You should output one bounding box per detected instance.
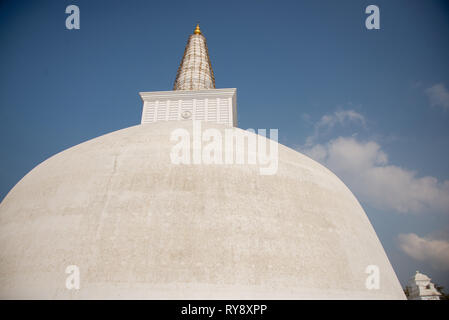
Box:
[0,122,405,299]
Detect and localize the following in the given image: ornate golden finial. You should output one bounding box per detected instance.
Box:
[194,24,201,35]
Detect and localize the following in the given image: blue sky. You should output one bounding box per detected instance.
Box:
[1,0,449,290]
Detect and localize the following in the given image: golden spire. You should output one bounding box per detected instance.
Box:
[194,24,201,35]
[173,23,215,90]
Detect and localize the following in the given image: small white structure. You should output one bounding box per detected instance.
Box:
[140,25,237,127]
[140,88,237,127]
[406,271,442,300]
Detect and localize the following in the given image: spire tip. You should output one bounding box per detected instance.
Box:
[194,24,201,35]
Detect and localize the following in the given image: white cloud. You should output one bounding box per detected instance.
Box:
[306,109,365,146]
[398,233,449,270]
[316,109,365,130]
[302,137,449,214]
[426,83,449,110]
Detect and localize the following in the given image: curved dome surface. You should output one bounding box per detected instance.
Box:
[0,122,405,299]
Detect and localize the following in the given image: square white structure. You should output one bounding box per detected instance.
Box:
[139,88,237,127]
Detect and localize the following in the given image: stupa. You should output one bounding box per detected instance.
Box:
[0,25,405,299]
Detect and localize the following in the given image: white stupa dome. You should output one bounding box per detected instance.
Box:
[0,121,405,299]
